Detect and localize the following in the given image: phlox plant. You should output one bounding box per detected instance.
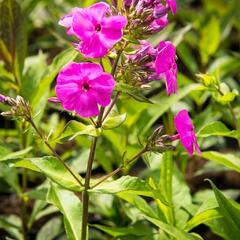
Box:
[0,0,240,240]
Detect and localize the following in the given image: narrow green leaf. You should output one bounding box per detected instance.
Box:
[199,16,220,64]
[90,176,153,197]
[36,217,62,240]
[47,183,82,240]
[197,121,240,139]
[55,120,101,143]
[17,156,83,192]
[208,180,240,239]
[0,163,21,195]
[92,223,153,237]
[201,151,240,173]
[117,192,158,219]
[0,147,32,162]
[102,113,127,129]
[145,216,203,240]
[184,208,222,231]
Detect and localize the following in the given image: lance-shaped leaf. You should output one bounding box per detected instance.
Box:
[201,151,240,173]
[208,180,240,239]
[47,183,82,240]
[16,156,83,192]
[197,121,240,139]
[102,113,127,129]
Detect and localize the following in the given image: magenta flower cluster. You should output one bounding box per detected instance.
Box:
[53,1,200,155]
[59,2,127,58]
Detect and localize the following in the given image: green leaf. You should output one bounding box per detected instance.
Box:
[0,0,27,84]
[117,193,158,219]
[92,223,153,237]
[145,216,203,240]
[184,208,222,231]
[55,120,101,143]
[159,152,174,224]
[208,180,240,239]
[17,156,83,192]
[0,147,32,162]
[36,217,62,240]
[115,83,153,103]
[90,176,153,197]
[0,215,23,240]
[102,113,127,130]
[47,183,82,240]
[142,84,201,135]
[0,163,21,195]
[199,16,220,64]
[197,121,240,139]
[201,151,240,173]
[160,152,173,204]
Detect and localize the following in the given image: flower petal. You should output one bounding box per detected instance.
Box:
[100,16,128,48]
[78,33,108,58]
[75,92,99,118]
[72,10,95,40]
[87,2,110,21]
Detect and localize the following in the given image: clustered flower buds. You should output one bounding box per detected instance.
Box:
[0,95,31,120]
[124,0,176,38]
[147,125,176,153]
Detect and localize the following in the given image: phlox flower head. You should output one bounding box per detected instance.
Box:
[155,41,177,95]
[56,62,115,118]
[59,2,128,58]
[174,109,201,156]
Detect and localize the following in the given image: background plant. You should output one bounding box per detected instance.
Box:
[0,0,239,240]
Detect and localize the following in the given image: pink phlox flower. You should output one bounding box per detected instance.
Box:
[174,109,201,156]
[58,8,81,35]
[166,0,177,14]
[151,3,169,31]
[70,2,127,58]
[155,41,177,95]
[56,62,115,118]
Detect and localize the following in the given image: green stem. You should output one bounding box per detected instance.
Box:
[28,119,83,187]
[92,148,148,188]
[81,137,98,240]
[21,123,29,240]
[81,40,128,239]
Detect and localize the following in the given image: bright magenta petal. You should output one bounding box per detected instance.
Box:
[100,16,128,48]
[78,33,108,58]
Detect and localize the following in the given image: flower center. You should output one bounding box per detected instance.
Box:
[95,24,101,32]
[82,82,90,92]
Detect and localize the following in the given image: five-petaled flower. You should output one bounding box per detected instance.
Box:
[173,109,201,156]
[59,2,128,58]
[155,41,177,96]
[56,62,115,118]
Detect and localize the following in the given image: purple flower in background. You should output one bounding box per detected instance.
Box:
[56,62,115,118]
[58,8,81,35]
[70,2,127,58]
[173,109,201,156]
[166,0,177,14]
[0,94,6,103]
[155,41,177,95]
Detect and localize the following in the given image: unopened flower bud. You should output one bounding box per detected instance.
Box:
[0,94,6,103]
[48,97,61,103]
